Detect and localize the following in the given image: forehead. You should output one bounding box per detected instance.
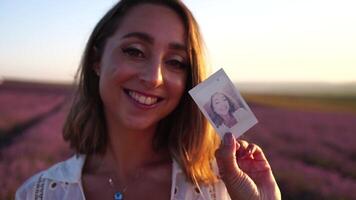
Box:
[111,3,186,45]
[213,93,226,101]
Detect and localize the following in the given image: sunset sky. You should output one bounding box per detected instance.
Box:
[0,0,355,83]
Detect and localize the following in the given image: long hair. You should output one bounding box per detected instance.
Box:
[210,92,237,128]
[63,0,219,184]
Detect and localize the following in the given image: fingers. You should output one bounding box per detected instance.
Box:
[216,135,258,166]
[235,140,272,183]
[215,133,271,175]
[215,134,280,200]
[215,133,241,180]
[236,140,269,161]
[236,140,257,159]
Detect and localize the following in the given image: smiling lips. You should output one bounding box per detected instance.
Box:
[127,89,161,106]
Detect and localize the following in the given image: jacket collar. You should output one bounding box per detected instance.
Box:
[42,154,86,183]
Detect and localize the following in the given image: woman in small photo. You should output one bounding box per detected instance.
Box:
[16,0,280,200]
[210,92,250,129]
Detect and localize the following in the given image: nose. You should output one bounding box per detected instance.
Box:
[139,59,164,88]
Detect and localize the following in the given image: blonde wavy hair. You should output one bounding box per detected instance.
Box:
[63,0,220,184]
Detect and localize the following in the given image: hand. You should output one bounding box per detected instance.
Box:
[215,133,281,200]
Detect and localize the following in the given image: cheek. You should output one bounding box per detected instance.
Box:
[215,103,227,114]
[100,47,137,79]
[165,74,186,100]
[101,61,137,85]
[218,104,225,111]
[223,102,229,109]
[213,104,221,112]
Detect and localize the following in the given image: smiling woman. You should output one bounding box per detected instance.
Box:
[15,1,280,200]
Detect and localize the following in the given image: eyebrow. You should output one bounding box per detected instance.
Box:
[121,32,154,44]
[121,32,187,52]
[168,43,187,52]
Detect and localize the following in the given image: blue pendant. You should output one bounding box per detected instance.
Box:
[114,192,123,200]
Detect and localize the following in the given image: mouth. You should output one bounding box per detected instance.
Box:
[124,89,163,106]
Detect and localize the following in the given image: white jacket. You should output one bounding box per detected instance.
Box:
[16,154,231,200]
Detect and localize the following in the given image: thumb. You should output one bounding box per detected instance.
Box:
[215,132,242,181]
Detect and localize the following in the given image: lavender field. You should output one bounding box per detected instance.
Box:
[1,81,355,199]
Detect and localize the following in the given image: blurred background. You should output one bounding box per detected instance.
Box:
[0,0,355,199]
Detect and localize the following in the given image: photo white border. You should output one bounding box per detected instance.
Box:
[189,68,258,138]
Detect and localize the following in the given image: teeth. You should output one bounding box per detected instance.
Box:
[145,97,152,105]
[139,96,145,103]
[128,90,158,105]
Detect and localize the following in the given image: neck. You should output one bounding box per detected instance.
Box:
[100,117,166,184]
[108,127,156,169]
[221,113,237,127]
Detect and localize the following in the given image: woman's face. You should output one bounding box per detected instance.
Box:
[96,4,188,131]
[212,93,230,116]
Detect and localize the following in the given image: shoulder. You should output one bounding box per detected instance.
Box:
[234,108,250,118]
[15,154,86,200]
[235,108,249,114]
[15,171,44,200]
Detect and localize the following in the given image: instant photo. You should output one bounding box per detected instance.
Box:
[189,69,258,138]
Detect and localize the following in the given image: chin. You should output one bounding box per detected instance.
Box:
[123,118,158,132]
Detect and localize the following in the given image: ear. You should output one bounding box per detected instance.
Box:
[93,63,101,76]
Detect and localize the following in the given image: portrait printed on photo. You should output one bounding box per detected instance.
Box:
[189,69,258,138]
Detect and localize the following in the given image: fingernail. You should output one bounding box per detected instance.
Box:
[223,132,233,145]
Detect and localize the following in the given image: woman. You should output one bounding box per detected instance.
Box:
[210,92,252,129]
[16,0,281,199]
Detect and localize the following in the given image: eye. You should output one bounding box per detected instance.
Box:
[166,60,186,69]
[166,55,188,70]
[122,47,145,58]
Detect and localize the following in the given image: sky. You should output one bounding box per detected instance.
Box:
[0,0,355,84]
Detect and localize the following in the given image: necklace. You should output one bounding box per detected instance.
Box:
[108,168,143,200]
